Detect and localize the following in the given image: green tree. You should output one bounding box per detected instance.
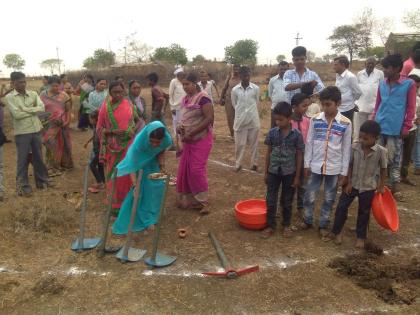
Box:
[83,49,116,70]
[276,54,286,63]
[402,9,420,31]
[321,53,338,63]
[328,24,365,63]
[40,58,62,74]
[224,39,258,66]
[152,43,188,65]
[3,53,25,70]
[359,46,385,59]
[192,54,207,64]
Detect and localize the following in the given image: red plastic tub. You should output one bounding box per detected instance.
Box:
[371,187,399,232]
[235,199,267,230]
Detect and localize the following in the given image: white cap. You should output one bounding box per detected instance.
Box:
[174,68,184,75]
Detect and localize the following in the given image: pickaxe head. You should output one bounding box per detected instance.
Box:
[202,265,259,279]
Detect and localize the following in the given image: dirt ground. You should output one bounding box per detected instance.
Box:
[0,85,419,315]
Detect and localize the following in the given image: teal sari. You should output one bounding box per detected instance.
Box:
[112,121,172,234]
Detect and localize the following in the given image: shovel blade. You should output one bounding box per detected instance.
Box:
[104,245,122,253]
[144,253,177,267]
[71,238,101,251]
[115,247,146,262]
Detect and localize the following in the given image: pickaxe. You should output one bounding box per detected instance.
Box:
[202,232,259,279]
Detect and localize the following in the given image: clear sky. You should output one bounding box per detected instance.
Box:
[0,0,417,76]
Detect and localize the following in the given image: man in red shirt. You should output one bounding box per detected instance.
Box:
[401,42,420,77]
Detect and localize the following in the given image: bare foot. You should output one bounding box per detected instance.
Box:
[322,232,336,242]
[334,233,343,245]
[282,227,293,238]
[318,228,329,238]
[355,239,365,249]
[261,227,275,239]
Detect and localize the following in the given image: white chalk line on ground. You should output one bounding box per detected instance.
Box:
[0,257,316,279]
[398,206,420,216]
[209,159,263,176]
[1,238,419,279]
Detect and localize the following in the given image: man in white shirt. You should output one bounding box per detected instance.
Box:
[334,55,362,122]
[231,67,260,172]
[268,61,289,127]
[169,68,186,147]
[354,57,384,140]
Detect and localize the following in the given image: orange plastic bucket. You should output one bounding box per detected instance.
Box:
[235,199,267,230]
[371,187,399,232]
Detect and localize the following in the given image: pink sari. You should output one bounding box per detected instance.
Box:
[97,98,135,209]
[40,91,73,169]
[177,91,213,208]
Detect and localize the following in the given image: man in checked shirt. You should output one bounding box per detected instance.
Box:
[283,46,325,103]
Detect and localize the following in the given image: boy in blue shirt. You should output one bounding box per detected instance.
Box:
[262,102,304,238]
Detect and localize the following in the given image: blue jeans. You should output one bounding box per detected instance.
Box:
[379,135,402,185]
[303,173,339,229]
[413,127,420,170]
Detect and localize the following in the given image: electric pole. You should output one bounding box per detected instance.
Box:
[294,32,303,46]
[56,47,61,75]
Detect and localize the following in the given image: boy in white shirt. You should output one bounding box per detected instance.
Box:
[231,67,260,172]
[301,86,352,237]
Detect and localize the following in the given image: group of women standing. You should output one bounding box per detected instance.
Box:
[41,71,215,234]
[110,72,214,233]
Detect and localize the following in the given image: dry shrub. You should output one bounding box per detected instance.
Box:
[2,190,77,234]
[32,275,65,296]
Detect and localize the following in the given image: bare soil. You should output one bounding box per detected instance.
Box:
[0,85,419,315]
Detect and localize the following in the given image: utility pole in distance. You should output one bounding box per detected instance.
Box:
[56,47,61,75]
[294,32,303,46]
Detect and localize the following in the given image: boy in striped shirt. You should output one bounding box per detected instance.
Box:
[301,86,352,237]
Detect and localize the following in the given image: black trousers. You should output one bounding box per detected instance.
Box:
[331,188,375,239]
[266,172,295,228]
[89,152,105,184]
[341,108,355,123]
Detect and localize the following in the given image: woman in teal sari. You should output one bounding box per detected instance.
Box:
[112,121,172,234]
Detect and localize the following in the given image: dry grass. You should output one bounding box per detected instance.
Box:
[0,189,78,235]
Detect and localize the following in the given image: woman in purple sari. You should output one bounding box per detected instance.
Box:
[177,73,214,214]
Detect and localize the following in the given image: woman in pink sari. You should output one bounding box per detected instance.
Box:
[177,73,214,214]
[97,81,136,214]
[40,75,73,173]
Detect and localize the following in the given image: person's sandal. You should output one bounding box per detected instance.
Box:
[199,205,210,215]
[88,184,100,193]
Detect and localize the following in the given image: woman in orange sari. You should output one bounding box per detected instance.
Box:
[40,75,73,172]
[97,81,136,214]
